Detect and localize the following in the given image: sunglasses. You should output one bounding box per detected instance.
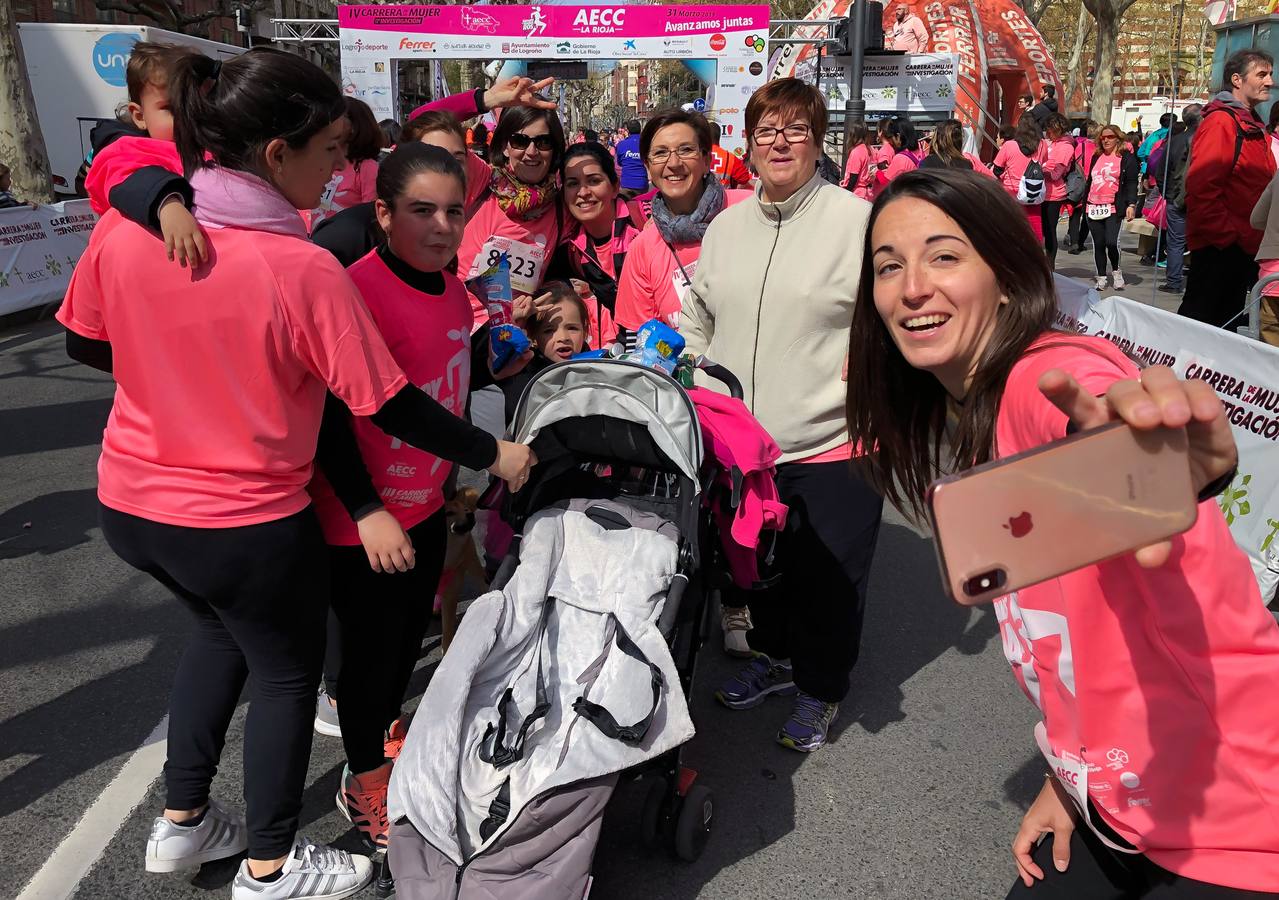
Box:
[507,132,555,152]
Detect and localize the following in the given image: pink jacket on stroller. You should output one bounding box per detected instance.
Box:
[688,387,788,589]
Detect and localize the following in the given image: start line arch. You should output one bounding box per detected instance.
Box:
[338,4,770,157]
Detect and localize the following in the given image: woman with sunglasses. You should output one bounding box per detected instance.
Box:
[682,79,883,754]
[1085,124,1139,292]
[455,106,567,326]
[612,109,751,347]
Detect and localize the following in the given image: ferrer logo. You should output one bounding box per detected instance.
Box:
[398,38,437,52]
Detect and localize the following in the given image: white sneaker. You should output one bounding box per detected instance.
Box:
[231,835,372,900]
[313,687,341,738]
[721,605,754,658]
[1111,270,1126,290]
[1094,275,1108,291]
[145,799,247,873]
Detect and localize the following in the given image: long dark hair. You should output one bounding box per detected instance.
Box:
[376,142,466,207]
[490,107,566,179]
[1014,115,1042,158]
[845,169,1058,518]
[169,47,346,177]
[882,116,919,152]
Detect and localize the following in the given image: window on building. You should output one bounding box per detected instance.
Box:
[97,6,116,23]
[52,0,76,21]
[11,0,35,18]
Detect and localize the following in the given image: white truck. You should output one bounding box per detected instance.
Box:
[17,24,244,196]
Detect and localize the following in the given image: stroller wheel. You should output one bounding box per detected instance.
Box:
[639,775,669,849]
[674,784,713,862]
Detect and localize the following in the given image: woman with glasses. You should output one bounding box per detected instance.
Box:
[1085,124,1138,292]
[682,79,884,754]
[455,106,567,326]
[612,109,752,346]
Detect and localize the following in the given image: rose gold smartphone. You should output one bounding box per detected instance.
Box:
[926,422,1198,605]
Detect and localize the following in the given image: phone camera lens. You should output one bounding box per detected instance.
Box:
[963,568,1007,597]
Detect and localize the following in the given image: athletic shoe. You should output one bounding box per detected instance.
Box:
[721,605,754,658]
[314,687,341,738]
[1094,275,1108,291]
[777,692,840,753]
[145,799,247,873]
[336,762,392,849]
[1156,259,1168,269]
[383,718,409,762]
[714,653,795,710]
[1157,281,1183,294]
[1067,246,1085,255]
[1112,270,1126,290]
[1139,254,1155,266]
[231,835,372,900]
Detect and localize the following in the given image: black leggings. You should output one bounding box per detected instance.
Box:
[1067,203,1090,251]
[1087,213,1123,275]
[1006,820,1276,898]
[736,458,884,703]
[328,510,447,774]
[1041,200,1064,264]
[101,504,329,860]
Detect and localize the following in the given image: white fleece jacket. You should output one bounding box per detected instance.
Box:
[682,172,871,462]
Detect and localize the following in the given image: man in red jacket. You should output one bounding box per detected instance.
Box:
[1178,48,1276,330]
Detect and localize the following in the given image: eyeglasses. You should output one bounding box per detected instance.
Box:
[507,132,555,152]
[648,145,702,165]
[751,123,811,146]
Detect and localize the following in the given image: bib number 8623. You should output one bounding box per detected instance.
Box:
[486,249,538,280]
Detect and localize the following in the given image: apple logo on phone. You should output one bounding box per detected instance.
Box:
[1003,512,1033,538]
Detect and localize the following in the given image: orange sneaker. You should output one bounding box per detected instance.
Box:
[383,717,410,762]
[336,762,392,849]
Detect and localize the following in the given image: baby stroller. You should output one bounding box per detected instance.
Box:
[385,357,748,899]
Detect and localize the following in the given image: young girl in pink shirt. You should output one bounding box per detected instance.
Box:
[841,123,875,199]
[308,97,381,230]
[848,169,1279,898]
[58,49,534,900]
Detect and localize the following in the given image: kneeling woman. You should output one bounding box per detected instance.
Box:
[309,144,485,850]
[846,169,1279,898]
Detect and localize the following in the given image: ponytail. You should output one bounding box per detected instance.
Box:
[169,47,346,178]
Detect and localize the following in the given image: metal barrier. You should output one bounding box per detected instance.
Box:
[1225,272,1279,341]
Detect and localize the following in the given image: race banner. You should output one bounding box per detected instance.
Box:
[0,200,98,317]
[818,53,959,114]
[1053,277,1279,602]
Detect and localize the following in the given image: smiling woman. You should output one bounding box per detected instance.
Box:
[844,165,1279,900]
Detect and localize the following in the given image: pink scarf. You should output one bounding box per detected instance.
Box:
[190,166,308,238]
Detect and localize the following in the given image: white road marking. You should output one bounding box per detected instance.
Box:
[15,715,167,900]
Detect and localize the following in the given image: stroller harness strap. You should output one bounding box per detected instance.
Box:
[572,622,664,745]
[479,606,553,769]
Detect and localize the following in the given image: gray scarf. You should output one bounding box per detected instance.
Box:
[650,174,727,244]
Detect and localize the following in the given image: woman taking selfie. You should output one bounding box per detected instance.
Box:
[845,168,1279,898]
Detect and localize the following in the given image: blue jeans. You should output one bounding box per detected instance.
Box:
[1165,203,1187,287]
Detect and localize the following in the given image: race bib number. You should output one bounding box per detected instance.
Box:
[318,176,340,211]
[476,236,546,295]
[1087,202,1115,221]
[671,258,698,316]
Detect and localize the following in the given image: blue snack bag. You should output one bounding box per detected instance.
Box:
[631,318,686,375]
[467,253,529,371]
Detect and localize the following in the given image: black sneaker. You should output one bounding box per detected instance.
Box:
[1157,282,1183,294]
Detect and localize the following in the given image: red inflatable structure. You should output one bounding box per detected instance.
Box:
[770,0,1063,150]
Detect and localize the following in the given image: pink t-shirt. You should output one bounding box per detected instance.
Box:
[994,335,1279,890]
[1088,153,1122,206]
[842,143,874,199]
[613,190,752,332]
[1043,137,1075,202]
[57,212,408,528]
[992,141,1045,198]
[310,158,379,229]
[310,252,473,545]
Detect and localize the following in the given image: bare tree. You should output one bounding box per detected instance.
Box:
[1083,0,1141,122]
[94,0,265,38]
[1063,3,1093,111]
[0,0,54,203]
[1017,0,1061,26]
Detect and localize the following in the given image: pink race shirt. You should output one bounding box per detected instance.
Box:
[1088,153,1122,206]
[310,253,473,545]
[992,141,1044,198]
[57,212,408,528]
[311,158,379,229]
[1043,137,1075,202]
[842,143,874,198]
[993,335,1279,890]
[613,190,751,332]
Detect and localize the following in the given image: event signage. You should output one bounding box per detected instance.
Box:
[1054,276,1279,602]
[0,201,98,316]
[337,5,770,156]
[818,53,959,113]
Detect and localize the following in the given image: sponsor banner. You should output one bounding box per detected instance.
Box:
[338,5,769,154]
[818,52,958,113]
[1053,277,1279,600]
[0,200,98,316]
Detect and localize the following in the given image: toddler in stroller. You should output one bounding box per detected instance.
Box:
[385,356,775,899]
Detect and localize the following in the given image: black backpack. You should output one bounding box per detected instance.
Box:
[1017,158,1046,205]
